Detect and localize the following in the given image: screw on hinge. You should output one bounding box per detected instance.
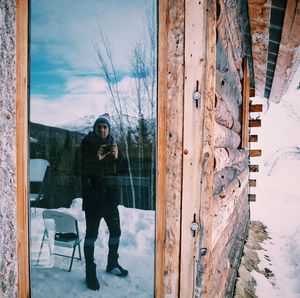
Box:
[192,80,201,108]
[190,213,199,237]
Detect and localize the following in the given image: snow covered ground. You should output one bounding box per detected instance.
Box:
[30,201,155,298]
[249,71,300,297]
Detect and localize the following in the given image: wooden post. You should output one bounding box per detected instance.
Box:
[16,0,30,297]
[195,0,216,296]
[156,0,185,296]
[249,179,257,187]
[180,0,215,296]
[241,57,250,149]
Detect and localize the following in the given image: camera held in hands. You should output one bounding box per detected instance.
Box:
[101,145,112,154]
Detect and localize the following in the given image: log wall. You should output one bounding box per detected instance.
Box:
[207,0,250,295]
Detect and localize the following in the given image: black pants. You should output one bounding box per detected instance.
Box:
[84,205,121,266]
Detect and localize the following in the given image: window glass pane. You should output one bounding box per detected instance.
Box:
[29,1,157,297]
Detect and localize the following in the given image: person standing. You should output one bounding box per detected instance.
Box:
[79,113,128,291]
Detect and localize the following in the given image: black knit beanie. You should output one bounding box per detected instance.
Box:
[93,113,111,132]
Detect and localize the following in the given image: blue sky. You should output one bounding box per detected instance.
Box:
[30,0,154,126]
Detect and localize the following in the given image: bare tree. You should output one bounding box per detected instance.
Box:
[129,1,156,209]
[94,0,157,210]
[94,27,136,208]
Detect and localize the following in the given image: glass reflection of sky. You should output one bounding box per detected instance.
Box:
[30,0,154,126]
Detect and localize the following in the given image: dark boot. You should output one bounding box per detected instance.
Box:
[106,253,128,277]
[86,262,100,290]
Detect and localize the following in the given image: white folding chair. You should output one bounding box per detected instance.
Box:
[37,210,82,272]
[29,159,50,211]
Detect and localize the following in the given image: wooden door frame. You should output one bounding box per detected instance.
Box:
[16,0,167,296]
[16,0,216,297]
[16,0,30,297]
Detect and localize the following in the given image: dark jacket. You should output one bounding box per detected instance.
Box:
[79,132,118,211]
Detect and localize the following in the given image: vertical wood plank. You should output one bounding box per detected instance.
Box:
[156,1,166,295]
[241,57,250,149]
[180,0,207,296]
[16,0,29,297]
[195,0,216,296]
[156,0,185,296]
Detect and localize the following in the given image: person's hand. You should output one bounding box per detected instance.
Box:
[97,145,108,160]
[111,144,118,159]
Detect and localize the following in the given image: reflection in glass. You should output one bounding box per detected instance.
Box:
[29,1,157,297]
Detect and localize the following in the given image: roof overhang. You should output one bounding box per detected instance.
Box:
[248,0,300,102]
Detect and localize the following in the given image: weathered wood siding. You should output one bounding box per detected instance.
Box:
[156,0,185,296]
[208,0,250,296]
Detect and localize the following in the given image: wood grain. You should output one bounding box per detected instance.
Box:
[16,0,30,297]
[269,0,300,102]
[180,0,211,296]
[195,0,216,295]
[157,0,185,296]
[215,96,241,134]
[241,58,250,149]
[214,121,241,149]
[248,0,272,97]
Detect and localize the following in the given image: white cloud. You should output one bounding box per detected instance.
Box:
[30,73,113,128]
[30,93,110,127]
[31,0,148,73]
[30,75,148,127]
[65,76,107,95]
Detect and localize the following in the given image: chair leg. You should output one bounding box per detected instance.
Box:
[36,232,46,266]
[68,245,77,272]
[78,242,82,261]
